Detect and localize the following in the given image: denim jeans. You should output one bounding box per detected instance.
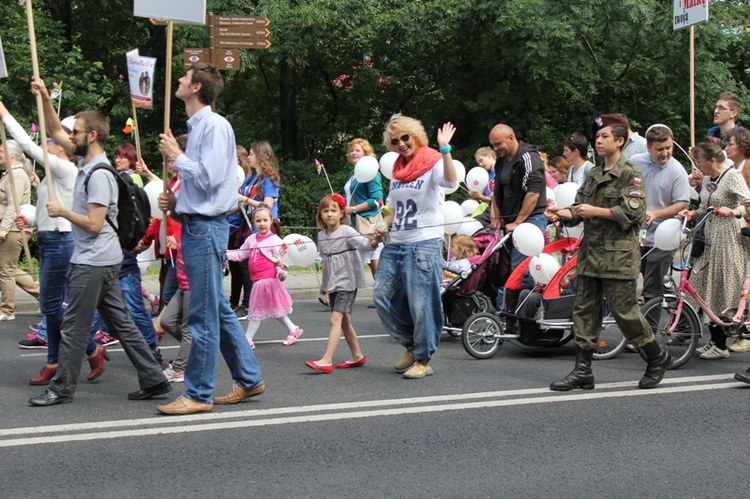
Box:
[38,231,97,364]
[373,238,444,362]
[120,271,158,351]
[159,263,178,311]
[181,215,263,404]
[509,213,550,270]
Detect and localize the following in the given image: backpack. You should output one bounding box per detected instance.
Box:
[84,163,151,251]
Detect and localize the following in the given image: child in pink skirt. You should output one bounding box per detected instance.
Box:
[226,205,302,348]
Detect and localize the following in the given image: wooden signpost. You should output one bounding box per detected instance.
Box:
[184,15,272,70]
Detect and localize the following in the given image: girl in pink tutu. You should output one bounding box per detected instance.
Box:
[227,205,302,348]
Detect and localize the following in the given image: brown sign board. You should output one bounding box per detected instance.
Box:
[210,49,241,71]
[207,15,270,27]
[183,48,209,67]
[211,38,271,49]
[209,26,270,38]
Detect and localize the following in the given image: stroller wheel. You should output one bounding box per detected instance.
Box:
[462,312,503,359]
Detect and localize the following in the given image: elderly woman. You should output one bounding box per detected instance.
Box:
[679,142,750,359]
[373,114,457,379]
[0,140,39,321]
[343,138,384,278]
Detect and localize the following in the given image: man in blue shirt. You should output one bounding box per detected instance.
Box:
[157,63,264,415]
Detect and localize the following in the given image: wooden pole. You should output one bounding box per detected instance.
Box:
[161,20,174,250]
[24,0,55,202]
[131,102,142,163]
[690,25,695,148]
[0,121,35,276]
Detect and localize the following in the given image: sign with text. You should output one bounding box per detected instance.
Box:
[134,0,207,26]
[673,0,709,31]
[207,15,270,27]
[0,35,7,79]
[183,48,209,67]
[211,49,240,71]
[211,38,271,50]
[126,49,157,109]
[209,26,270,38]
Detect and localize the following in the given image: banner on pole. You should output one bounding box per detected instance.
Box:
[134,0,206,26]
[674,0,709,31]
[0,35,8,78]
[126,49,157,109]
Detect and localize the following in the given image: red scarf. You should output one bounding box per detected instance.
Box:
[392,146,443,182]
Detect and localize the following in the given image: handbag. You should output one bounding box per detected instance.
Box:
[355,212,383,236]
[690,225,706,258]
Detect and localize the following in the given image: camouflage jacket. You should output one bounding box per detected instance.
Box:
[563,154,646,280]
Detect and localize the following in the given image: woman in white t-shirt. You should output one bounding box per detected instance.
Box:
[373,114,457,379]
[562,132,594,185]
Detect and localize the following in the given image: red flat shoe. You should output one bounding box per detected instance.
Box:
[305,360,333,373]
[336,356,367,369]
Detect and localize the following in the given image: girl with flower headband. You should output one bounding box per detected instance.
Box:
[305,193,383,373]
[226,203,302,348]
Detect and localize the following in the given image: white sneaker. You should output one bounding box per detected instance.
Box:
[696,341,716,355]
[729,338,750,353]
[0,313,15,321]
[698,344,730,359]
[163,366,185,383]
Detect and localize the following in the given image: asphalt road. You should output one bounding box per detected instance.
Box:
[1,300,748,498]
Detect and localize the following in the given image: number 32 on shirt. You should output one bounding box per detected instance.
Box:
[393,200,417,230]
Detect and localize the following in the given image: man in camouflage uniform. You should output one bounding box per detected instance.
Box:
[548,114,672,391]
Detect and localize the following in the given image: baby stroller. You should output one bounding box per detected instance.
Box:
[461,237,628,360]
[442,227,511,337]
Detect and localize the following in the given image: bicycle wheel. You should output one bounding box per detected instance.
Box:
[593,310,628,360]
[639,296,701,369]
[462,312,504,359]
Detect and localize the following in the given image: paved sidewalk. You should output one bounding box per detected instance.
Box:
[11,268,375,315]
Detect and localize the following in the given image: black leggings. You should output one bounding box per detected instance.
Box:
[709,324,727,350]
[228,259,252,309]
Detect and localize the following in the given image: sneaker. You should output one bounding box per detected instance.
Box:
[282,327,304,346]
[403,362,434,379]
[0,313,16,321]
[28,322,41,332]
[394,350,416,372]
[94,331,120,347]
[163,366,185,383]
[696,341,716,355]
[18,333,48,349]
[153,348,163,365]
[729,338,750,353]
[234,306,248,321]
[698,344,730,359]
[150,296,160,317]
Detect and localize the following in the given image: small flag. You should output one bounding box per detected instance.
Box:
[122,117,134,135]
[314,159,323,175]
[633,177,642,185]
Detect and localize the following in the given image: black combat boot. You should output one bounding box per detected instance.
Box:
[639,340,672,389]
[550,348,595,391]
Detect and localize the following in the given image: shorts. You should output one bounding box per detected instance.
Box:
[329,290,357,314]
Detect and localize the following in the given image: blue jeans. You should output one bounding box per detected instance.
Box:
[38,231,97,363]
[120,272,158,351]
[160,262,178,311]
[373,238,443,362]
[509,213,549,270]
[181,215,263,404]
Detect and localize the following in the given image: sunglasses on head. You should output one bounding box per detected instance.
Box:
[390,134,410,146]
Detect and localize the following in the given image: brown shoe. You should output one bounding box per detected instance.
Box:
[87,344,109,381]
[29,365,57,385]
[213,382,265,405]
[157,396,213,415]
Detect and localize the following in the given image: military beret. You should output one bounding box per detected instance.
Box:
[591,114,629,137]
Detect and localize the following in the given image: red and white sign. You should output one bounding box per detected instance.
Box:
[673,0,709,31]
[126,49,157,109]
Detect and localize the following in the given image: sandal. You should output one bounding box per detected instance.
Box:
[283,328,304,346]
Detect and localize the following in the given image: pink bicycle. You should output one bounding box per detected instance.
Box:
[640,207,750,368]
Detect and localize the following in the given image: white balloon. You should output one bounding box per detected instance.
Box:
[237,165,246,187]
[560,223,583,240]
[286,234,318,267]
[354,156,379,183]
[555,182,580,208]
[465,167,489,192]
[379,152,399,180]
[512,222,545,257]
[137,243,161,275]
[545,187,556,206]
[19,204,36,228]
[457,217,483,236]
[529,253,561,285]
[461,199,480,216]
[453,160,466,184]
[280,234,298,266]
[689,186,700,201]
[440,201,464,235]
[653,218,686,251]
[143,181,164,219]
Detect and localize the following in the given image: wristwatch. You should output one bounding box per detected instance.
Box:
[352,207,358,214]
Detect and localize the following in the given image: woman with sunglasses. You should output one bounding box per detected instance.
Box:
[678,141,750,359]
[373,114,457,379]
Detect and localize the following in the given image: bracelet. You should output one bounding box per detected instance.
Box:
[439,145,452,154]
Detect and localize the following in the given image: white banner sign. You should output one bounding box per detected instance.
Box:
[133,0,206,26]
[674,0,709,31]
[0,35,8,79]
[126,49,157,109]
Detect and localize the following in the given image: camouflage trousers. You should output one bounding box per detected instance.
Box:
[572,275,654,351]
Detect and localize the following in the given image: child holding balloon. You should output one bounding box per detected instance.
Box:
[226,204,302,348]
[305,194,384,373]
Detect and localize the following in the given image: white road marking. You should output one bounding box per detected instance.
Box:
[1,374,743,448]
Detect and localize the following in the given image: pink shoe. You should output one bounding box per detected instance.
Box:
[282,328,304,346]
[249,340,256,350]
[305,360,333,373]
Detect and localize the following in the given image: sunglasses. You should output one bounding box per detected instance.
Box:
[390,134,410,146]
[71,128,92,136]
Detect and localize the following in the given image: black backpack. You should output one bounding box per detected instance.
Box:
[84,163,151,251]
